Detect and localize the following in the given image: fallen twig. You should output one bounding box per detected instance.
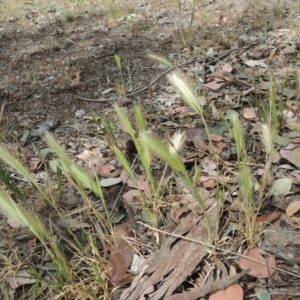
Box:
[138,220,300,279]
[165,269,250,300]
[76,45,254,103]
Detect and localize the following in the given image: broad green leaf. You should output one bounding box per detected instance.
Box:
[158,63,170,69]
[141,209,162,228]
[201,122,227,139]
[40,148,54,157]
[225,109,239,120]
[20,129,30,143]
[258,290,271,300]
[273,134,290,145]
[111,213,125,224]
[49,159,59,173]
[270,178,292,196]
[49,159,70,173]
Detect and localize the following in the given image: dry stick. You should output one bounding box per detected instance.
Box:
[71,46,116,66]
[76,46,252,103]
[137,220,300,279]
[25,86,38,99]
[165,269,250,300]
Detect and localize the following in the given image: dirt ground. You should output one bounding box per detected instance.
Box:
[1,2,189,121]
[0,0,292,131]
[0,0,256,123]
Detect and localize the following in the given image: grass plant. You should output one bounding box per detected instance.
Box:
[115,70,219,238]
[227,79,279,246]
[0,188,71,282]
[113,105,163,225]
[0,134,113,298]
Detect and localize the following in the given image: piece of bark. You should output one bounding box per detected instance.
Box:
[121,206,218,299]
[165,269,250,300]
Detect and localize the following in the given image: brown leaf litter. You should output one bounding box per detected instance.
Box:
[120,206,221,299]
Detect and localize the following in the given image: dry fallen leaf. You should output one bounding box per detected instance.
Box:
[171,206,191,223]
[137,285,155,300]
[199,176,216,189]
[188,128,203,140]
[293,137,300,144]
[67,218,92,231]
[127,175,149,191]
[256,212,281,225]
[29,157,42,172]
[117,96,132,106]
[100,177,122,187]
[218,63,233,73]
[238,248,276,278]
[120,170,149,191]
[286,201,300,217]
[77,148,116,177]
[26,238,37,249]
[69,70,82,88]
[243,107,257,119]
[245,60,268,68]
[271,151,281,163]
[108,223,135,287]
[204,80,224,91]
[5,270,36,289]
[215,141,226,152]
[268,48,277,61]
[7,218,27,229]
[99,164,116,176]
[242,86,255,95]
[201,156,217,170]
[209,100,221,119]
[122,190,142,206]
[283,45,297,54]
[170,106,190,115]
[209,284,243,300]
[210,133,223,142]
[76,148,99,160]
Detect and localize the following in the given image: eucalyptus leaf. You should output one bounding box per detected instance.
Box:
[270,178,292,196]
[158,63,169,69]
[206,47,214,57]
[142,209,162,228]
[49,159,58,173]
[258,290,271,300]
[111,213,125,224]
[20,129,30,143]
[40,148,54,157]
[102,88,113,95]
[273,134,290,145]
[100,177,122,187]
[201,122,227,139]
[49,159,71,173]
[225,109,239,120]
